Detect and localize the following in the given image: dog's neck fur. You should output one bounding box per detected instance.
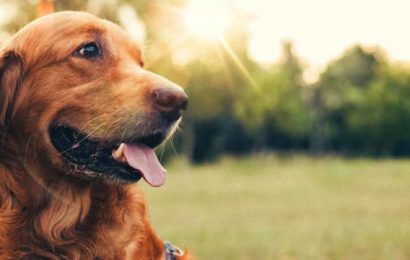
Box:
[0,134,164,259]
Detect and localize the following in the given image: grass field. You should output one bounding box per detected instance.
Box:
[141,155,410,259]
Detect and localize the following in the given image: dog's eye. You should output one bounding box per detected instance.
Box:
[76,43,99,58]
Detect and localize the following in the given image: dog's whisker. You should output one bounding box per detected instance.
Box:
[77,113,107,133]
[169,137,179,157]
[104,124,123,141]
[60,122,107,154]
[77,106,123,134]
[76,122,107,142]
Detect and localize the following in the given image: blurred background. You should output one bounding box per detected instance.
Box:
[1,0,410,259]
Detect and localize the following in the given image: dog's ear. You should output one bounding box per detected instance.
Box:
[0,50,23,126]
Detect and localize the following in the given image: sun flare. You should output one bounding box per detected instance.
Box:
[182,0,232,41]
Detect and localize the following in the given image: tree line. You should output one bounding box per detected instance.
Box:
[3,0,410,162]
[179,41,410,162]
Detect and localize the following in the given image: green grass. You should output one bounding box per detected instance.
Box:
[141,155,410,259]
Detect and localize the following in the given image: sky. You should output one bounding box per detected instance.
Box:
[235,0,409,71]
[0,0,409,80]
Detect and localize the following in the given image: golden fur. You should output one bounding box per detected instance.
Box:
[0,11,191,259]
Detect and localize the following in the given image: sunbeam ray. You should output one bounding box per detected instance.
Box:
[219,39,259,90]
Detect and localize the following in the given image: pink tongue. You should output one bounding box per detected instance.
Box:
[123,144,166,187]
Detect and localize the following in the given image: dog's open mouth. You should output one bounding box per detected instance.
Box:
[49,125,167,186]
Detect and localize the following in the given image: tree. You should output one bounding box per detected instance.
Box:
[348,65,410,155]
[235,41,312,151]
[314,45,383,152]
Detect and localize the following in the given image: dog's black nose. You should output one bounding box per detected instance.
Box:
[152,87,188,121]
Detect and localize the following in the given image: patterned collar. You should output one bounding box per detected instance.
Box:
[164,241,184,260]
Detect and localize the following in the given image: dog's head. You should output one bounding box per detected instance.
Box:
[0,11,187,186]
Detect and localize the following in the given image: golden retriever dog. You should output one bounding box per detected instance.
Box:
[0,11,191,259]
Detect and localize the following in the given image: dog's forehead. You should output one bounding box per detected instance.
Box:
[16,11,106,39]
[7,11,142,66]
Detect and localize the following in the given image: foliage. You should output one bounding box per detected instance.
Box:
[1,1,410,161]
[348,65,410,155]
[313,46,384,152]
